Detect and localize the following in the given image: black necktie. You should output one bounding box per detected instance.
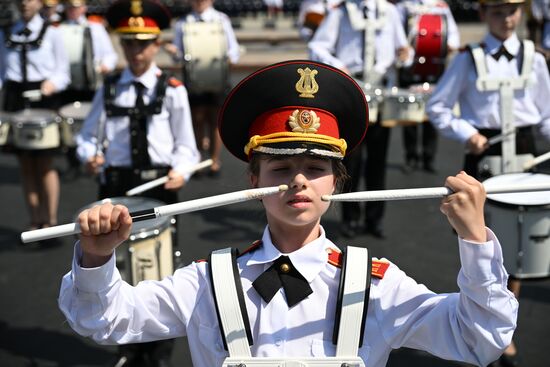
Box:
[252,256,313,307]
[492,44,514,61]
[130,81,151,168]
[19,27,32,86]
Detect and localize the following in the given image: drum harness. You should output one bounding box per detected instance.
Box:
[208,245,372,367]
[468,40,536,174]
[101,72,170,180]
[346,0,387,85]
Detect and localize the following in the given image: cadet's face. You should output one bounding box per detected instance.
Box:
[191,0,213,13]
[251,155,336,229]
[120,38,160,76]
[65,5,87,20]
[20,0,43,21]
[480,4,522,41]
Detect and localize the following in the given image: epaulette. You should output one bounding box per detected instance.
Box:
[195,258,208,263]
[168,77,183,88]
[238,240,262,257]
[371,259,390,279]
[87,15,104,24]
[326,248,390,279]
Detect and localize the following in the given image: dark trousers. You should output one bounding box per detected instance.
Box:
[402,121,438,164]
[3,80,61,112]
[342,122,391,229]
[463,126,537,179]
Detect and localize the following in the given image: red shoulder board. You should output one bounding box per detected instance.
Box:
[327,248,343,268]
[168,77,183,88]
[196,258,207,263]
[371,259,390,279]
[239,240,262,257]
[87,15,104,24]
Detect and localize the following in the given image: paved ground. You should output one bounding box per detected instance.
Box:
[0,17,549,367]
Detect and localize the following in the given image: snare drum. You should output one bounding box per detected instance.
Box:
[483,173,550,278]
[76,197,175,285]
[410,14,448,82]
[11,109,61,150]
[182,21,229,95]
[0,114,11,147]
[59,101,92,148]
[381,85,431,127]
[354,79,383,123]
[59,24,97,91]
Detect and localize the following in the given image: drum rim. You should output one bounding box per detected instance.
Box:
[484,173,550,206]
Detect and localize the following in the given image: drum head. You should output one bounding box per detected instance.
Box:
[59,102,92,121]
[484,173,550,206]
[75,197,172,237]
[11,109,59,126]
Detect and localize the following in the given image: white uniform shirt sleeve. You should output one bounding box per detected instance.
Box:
[532,52,550,141]
[220,12,240,64]
[443,5,460,50]
[58,242,207,344]
[308,7,348,70]
[373,228,518,366]
[45,26,71,91]
[164,83,201,178]
[89,23,118,72]
[76,89,105,162]
[426,51,479,142]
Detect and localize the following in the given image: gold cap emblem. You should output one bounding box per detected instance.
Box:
[128,16,145,28]
[288,109,321,133]
[131,0,143,16]
[295,68,319,98]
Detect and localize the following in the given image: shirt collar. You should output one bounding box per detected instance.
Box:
[484,32,520,56]
[14,14,43,34]
[192,7,215,21]
[247,225,335,283]
[119,63,161,90]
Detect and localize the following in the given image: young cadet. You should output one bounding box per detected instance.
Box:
[0,0,70,234]
[395,0,460,173]
[60,60,518,367]
[166,0,240,177]
[297,0,341,41]
[75,2,199,364]
[308,0,412,238]
[426,1,550,365]
[61,0,118,100]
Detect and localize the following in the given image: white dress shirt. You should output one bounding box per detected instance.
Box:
[308,0,410,76]
[0,14,70,90]
[76,63,200,178]
[172,7,240,64]
[59,225,517,367]
[63,15,118,72]
[427,32,550,143]
[395,0,460,50]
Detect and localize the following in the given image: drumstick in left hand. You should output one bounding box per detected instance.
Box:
[126,159,214,196]
[20,184,288,243]
[322,181,550,202]
[523,151,550,171]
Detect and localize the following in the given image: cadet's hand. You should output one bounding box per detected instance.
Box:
[78,202,132,267]
[397,46,410,63]
[440,171,487,243]
[164,169,185,190]
[164,43,178,56]
[85,155,105,175]
[466,133,488,155]
[40,80,56,96]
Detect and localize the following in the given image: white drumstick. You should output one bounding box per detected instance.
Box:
[322,181,550,202]
[125,159,214,196]
[22,89,42,101]
[523,151,550,171]
[20,185,288,243]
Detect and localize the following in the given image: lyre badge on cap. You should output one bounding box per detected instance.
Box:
[288,109,320,133]
[295,68,319,98]
[131,0,143,15]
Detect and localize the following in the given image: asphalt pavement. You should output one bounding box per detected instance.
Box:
[0,16,549,367]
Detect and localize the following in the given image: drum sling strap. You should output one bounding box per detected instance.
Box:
[208,246,371,367]
[468,40,535,173]
[346,0,387,85]
[103,72,169,167]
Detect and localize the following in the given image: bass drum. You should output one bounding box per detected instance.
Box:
[182,21,229,95]
[59,24,98,91]
[76,197,175,285]
[483,173,550,279]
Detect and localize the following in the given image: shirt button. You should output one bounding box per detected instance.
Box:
[131,130,137,136]
[132,149,138,154]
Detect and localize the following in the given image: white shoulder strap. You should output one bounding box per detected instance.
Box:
[210,247,252,358]
[469,43,491,91]
[335,246,371,357]
[520,39,535,81]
